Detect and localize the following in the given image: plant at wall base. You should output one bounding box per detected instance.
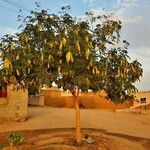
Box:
[7,133,24,147]
[0,144,5,149]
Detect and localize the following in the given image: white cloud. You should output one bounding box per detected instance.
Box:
[86,0,150,91]
[0,26,18,36]
[83,0,96,3]
[83,0,139,10]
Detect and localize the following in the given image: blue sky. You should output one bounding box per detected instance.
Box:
[0,0,150,91]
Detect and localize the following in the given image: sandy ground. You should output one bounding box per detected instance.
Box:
[0,107,150,139]
[0,107,150,149]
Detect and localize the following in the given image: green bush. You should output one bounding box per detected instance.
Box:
[0,144,5,149]
[7,133,24,145]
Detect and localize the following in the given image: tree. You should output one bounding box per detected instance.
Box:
[0,7,143,144]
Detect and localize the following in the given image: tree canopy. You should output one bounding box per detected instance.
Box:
[0,7,143,102]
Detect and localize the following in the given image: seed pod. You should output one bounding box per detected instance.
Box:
[131,64,136,72]
[3,76,6,81]
[59,59,63,64]
[49,42,53,48]
[118,67,120,77]
[66,51,73,63]
[4,58,11,69]
[2,42,5,48]
[16,54,19,60]
[47,63,50,68]
[38,21,43,31]
[87,66,90,70]
[58,65,61,73]
[62,38,67,46]
[16,69,20,76]
[48,55,51,61]
[70,54,74,62]
[85,36,89,42]
[28,59,31,64]
[76,41,80,53]
[92,67,95,74]
[41,52,44,61]
[85,48,90,60]
[25,34,29,43]
[59,42,63,50]
[95,66,100,74]
[10,42,15,50]
[28,67,30,74]
[55,41,59,46]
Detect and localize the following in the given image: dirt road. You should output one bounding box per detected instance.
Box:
[0,107,150,139]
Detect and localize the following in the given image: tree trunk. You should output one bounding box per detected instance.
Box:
[74,96,82,144]
[69,86,82,144]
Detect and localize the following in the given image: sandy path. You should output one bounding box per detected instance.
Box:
[0,107,150,139]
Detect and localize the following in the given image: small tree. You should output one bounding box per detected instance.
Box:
[0,7,142,144]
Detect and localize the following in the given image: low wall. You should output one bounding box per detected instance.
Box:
[28,94,44,106]
[0,85,28,120]
[42,88,133,109]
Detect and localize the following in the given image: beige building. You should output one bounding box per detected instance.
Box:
[36,87,133,109]
[133,91,150,108]
[0,85,28,121]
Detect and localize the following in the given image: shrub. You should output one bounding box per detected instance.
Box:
[7,133,24,146]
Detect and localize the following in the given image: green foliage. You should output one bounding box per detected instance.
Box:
[0,144,5,149]
[7,133,24,145]
[0,7,143,102]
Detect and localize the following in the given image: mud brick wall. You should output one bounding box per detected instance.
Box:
[0,85,28,120]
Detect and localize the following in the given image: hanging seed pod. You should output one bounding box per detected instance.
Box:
[92,67,95,74]
[66,51,73,63]
[76,41,80,53]
[70,54,74,62]
[25,34,29,43]
[131,64,136,72]
[4,58,11,69]
[62,38,67,46]
[48,55,51,61]
[44,38,47,44]
[41,52,44,61]
[28,59,31,64]
[85,36,89,42]
[3,76,6,81]
[118,67,120,77]
[2,42,5,48]
[85,48,90,60]
[57,65,61,73]
[49,42,53,48]
[38,21,43,31]
[59,42,63,51]
[16,69,20,76]
[59,59,63,64]
[95,66,100,74]
[28,67,30,74]
[55,41,59,46]
[16,54,19,60]
[10,42,15,50]
[47,63,50,68]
